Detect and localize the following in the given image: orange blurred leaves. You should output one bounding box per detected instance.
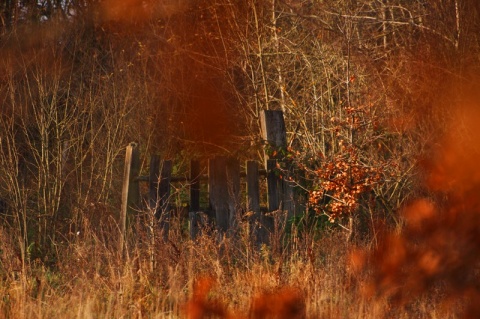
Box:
[183,277,305,319]
[250,287,305,319]
[184,277,232,319]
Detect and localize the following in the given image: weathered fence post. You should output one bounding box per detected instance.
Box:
[260,110,295,217]
[189,211,200,240]
[148,156,172,237]
[189,160,202,239]
[120,142,140,253]
[260,110,287,152]
[266,159,280,211]
[209,156,229,234]
[226,157,241,233]
[158,161,173,213]
[246,161,260,214]
[190,160,201,212]
[246,160,262,243]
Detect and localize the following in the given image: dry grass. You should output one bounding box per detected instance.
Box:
[0,213,467,319]
[0,217,334,318]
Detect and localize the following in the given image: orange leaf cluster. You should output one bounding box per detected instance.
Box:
[183,278,305,319]
[308,145,383,221]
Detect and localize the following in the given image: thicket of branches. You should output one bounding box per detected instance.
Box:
[1,0,480,270]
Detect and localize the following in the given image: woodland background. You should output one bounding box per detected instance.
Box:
[1,1,480,318]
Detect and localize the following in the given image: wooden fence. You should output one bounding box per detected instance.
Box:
[120,110,299,249]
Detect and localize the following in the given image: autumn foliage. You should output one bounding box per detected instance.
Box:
[351,88,480,318]
[307,143,385,222]
[184,277,305,319]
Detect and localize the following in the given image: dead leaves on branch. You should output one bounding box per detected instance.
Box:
[307,144,386,221]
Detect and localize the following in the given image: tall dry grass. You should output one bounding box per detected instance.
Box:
[0,210,465,319]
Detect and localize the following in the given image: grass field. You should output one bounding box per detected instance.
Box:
[0,214,464,319]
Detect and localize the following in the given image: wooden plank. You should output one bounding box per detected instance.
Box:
[190,160,201,212]
[260,110,287,156]
[208,158,215,211]
[189,211,200,240]
[261,111,287,194]
[263,158,280,244]
[246,160,263,244]
[260,110,295,218]
[209,156,229,234]
[282,173,295,219]
[130,146,141,210]
[246,161,260,214]
[189,211,209,240]
[266,159,280,211]
[227,157,241,231]
[120,145,133,254]
[120,142,140,253]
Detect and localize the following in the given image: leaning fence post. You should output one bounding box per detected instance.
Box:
[120,142,140,254]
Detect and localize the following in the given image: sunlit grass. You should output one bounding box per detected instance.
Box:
[0,214,465,318]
